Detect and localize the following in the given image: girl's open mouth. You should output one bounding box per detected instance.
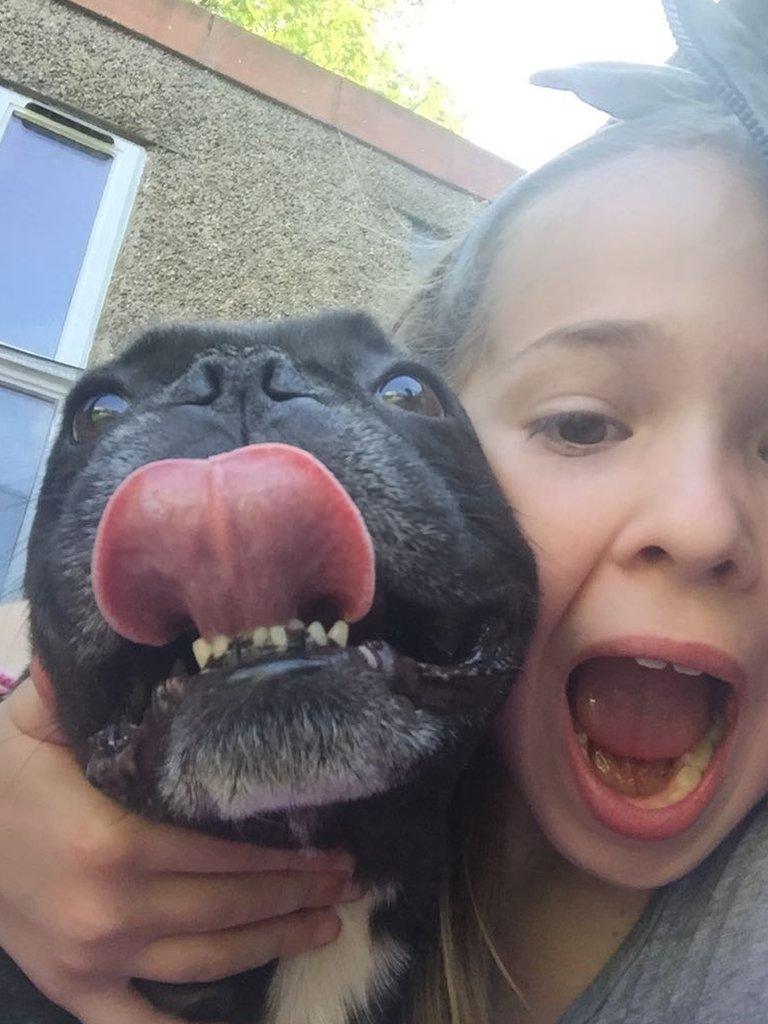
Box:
[564,646,739,841]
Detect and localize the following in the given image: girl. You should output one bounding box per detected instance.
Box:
[3,1,768,1020]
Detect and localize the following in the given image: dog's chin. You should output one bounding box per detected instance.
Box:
[83,607,516,827]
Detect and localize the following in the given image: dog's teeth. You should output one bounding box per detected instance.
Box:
[269,625,288,651]
[211,635,229,660]
[358,644,378,670]
[192,638,212,670]
[307,621,327,646]
[327,620,349,647]
[285,619,306,647]
[196,618,353,666]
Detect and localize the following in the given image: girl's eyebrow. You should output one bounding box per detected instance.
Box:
[503,318,662,369]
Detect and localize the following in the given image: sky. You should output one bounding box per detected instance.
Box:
[382,0,678,171]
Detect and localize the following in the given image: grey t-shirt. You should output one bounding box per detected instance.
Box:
[560,799,768,1023]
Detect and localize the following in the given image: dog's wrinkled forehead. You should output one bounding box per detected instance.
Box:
[112,311,398,395]
[57,309,479,490]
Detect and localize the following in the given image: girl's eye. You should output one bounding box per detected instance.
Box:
[530,411,630,452]
[72,393,129,444]
[376,374,444,418]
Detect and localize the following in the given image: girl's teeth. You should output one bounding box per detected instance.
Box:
[576,660,727,807]
[672,664,702,677]
[681,736,714,771]
[577,714,724,802]
[633,656,703,677]
[669,764,703,800]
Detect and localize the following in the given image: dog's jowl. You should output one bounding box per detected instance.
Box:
[2,311,536,1024]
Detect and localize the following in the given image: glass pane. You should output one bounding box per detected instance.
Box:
[0,384,55,599]
[0,114,112,358]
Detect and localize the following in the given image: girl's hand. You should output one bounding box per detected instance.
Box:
[0,680,356,1024]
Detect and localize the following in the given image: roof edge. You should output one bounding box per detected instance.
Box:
[61,0,523,199]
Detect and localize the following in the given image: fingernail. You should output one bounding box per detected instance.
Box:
[312,917,340,947]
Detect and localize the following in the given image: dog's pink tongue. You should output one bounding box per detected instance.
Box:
[92,444,375,645]
[571,658,710,761]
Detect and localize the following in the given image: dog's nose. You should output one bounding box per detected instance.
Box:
[262,357,317,402]
[181,355,319,407]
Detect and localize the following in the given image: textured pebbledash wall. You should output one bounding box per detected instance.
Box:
[0,0,520,365]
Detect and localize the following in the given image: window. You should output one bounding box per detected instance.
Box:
[0,87,144,600]
[0,346,78,600]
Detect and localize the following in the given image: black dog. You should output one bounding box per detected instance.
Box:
[2,311,536,1023]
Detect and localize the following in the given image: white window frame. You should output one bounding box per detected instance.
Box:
[0,345,80,599]
[0,86,145,368]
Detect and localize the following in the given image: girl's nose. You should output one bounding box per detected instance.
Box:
[611,442,758,590]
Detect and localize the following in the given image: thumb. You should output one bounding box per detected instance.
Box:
[5,671,68,745]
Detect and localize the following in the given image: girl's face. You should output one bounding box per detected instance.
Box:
[461,148,768,888]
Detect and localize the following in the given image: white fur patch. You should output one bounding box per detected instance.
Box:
[265,890,408,1024]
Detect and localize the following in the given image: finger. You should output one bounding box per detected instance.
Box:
[135,823,354,876]
[141,871,362,936]
[69,982,214,1024]
[134,908,342,984]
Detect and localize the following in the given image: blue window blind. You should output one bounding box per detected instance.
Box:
[0,384,55,598]
[0,114,112,359]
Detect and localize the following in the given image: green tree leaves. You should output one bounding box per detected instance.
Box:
[194,0,462,131]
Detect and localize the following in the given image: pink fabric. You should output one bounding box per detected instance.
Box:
[0,671,16,695]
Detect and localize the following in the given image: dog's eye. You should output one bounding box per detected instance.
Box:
[376,374,444,418]
[72,393,129,443]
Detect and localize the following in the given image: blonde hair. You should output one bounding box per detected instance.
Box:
[407,743,526,1024]
[396,100,768,1024]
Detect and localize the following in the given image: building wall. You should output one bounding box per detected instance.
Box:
[0,0,489,364]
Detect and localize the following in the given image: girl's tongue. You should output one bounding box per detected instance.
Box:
[570,657,711,762]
